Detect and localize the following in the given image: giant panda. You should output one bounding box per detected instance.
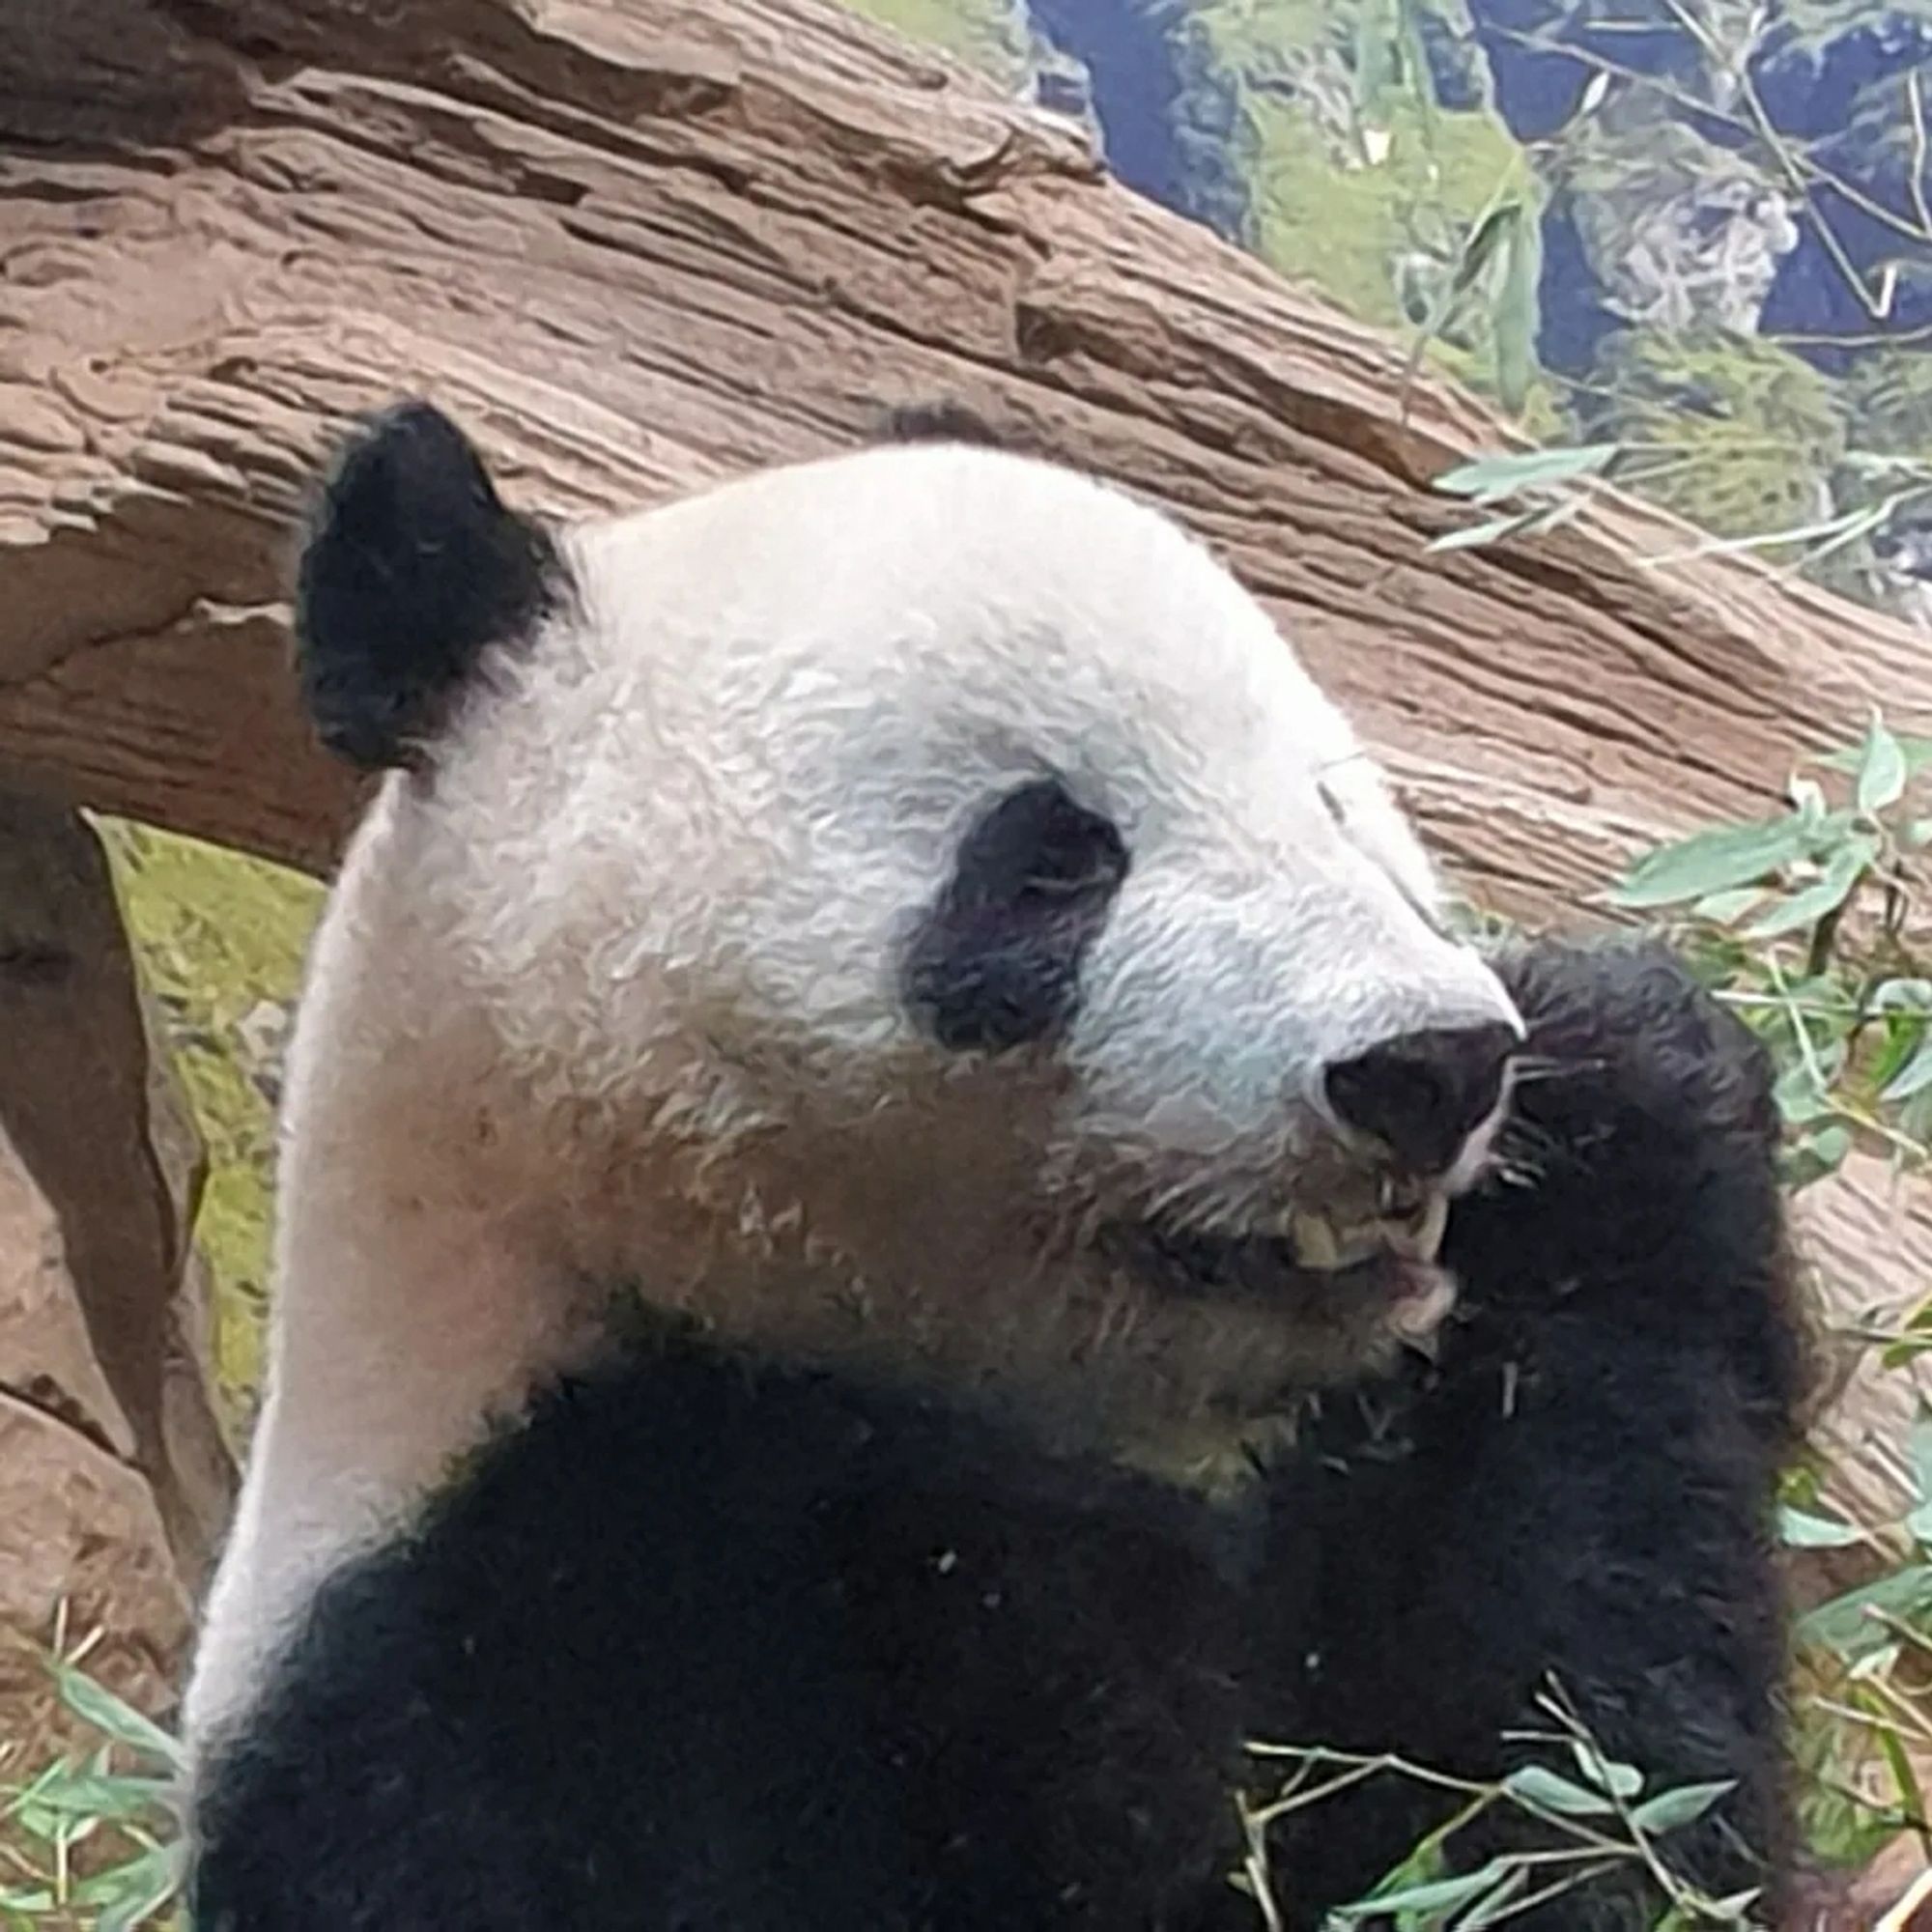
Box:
[184,398,1806,1932]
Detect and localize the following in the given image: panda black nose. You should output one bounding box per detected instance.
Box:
[1323,1022,1519,1177]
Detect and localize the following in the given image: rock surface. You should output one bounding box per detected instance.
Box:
[0,1119,194,1761]
[0,795,235,1755]
[1,0,1926,1566]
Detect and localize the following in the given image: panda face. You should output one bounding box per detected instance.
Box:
[294,402,1520,1416]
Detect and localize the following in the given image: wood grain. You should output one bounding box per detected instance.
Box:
[4,0,1925,1544]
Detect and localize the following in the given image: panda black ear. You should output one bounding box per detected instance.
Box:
[294,399,564,772]
[873,398,1021,453]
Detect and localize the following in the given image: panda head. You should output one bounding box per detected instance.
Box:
[289,401,1521,1430]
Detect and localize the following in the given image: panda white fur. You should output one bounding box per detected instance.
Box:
[185,401,1804,1931]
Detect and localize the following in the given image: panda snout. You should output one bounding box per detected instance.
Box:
[1322,1020,1519,1179]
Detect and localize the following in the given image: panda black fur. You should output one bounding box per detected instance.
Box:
[185,401,1804,1931]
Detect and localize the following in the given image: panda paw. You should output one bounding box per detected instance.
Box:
[1492,937,1779,1153]
[1443,937,1797,1352]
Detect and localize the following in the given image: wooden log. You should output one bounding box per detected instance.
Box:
[3,0,1925,1544]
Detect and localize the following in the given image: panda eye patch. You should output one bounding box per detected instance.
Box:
[903,779,1129,1054]
[954,780,1129,907]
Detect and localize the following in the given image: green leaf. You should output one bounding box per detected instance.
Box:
[1701,1890,1764,1925]
[1609,816,1813,910]
[1903,1082,1932,1147]
[1875,978,1932,1011]
[1797,1563,1932,1659]
[1522,496,1592,539]
[1500,1764,1616,1817]
[16,1766,177,1822]
[1883,1036,1932,1103]
[1352,0,1393,133]
[1629,1779,1735,1836]
[1567,1739,1644,1799]
[1856,713,1909,816]
[52,1662,185,1769]
[1651,499,1892,565]
[1396,0,1439,153]
[1849,1640,1902,1682]
[1788,775,1828,826]
[1819,732,1932,777]
[1426,510,1542,554]
[1434,442,1621,504]
[1772,1058,1832,1123]
[1449,200,1519,301]
[84,1839,186,1932]
[1332,1862,1508,1918]
[1786,1122,1852,1186]
[1876,1724,1927,1846]
[1907,1403,1932,1547]
[1428,496,1590,557]
[1739,836,1875,940]
[1690,887,1764,924]
[1559,1747,1637,1802]
[1778,1505,1863,1548]
[1455,1864,1530,1928]
[1492,198,1542,415]
[1870,1019,1922,1094]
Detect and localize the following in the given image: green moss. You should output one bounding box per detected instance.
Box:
[98,819,321,1421]
[1238,78,1514,322]
[840,0,1030,86]
[1190,0,1554,420]
[1841,347,1932,457]
[1588,327,1848,540]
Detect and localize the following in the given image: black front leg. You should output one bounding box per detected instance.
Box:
[1250,940,1808,1930]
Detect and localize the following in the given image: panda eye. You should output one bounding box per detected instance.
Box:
[902,778,1130,1055]
[958,779,1129,908]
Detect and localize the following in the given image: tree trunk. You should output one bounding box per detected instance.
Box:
[2,0,1926,1547]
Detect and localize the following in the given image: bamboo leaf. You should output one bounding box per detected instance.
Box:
[1353,0,1396,134]
[1426,510,1541,554]
[1492,197,1543,414]
[1500,1764,1616,1817]
[1332,1862,1508,1918]
[52,1662,184,1770]
[1856,712,1909,816]
[1434,443,1620,504]
[1797,1564,1932,1658]
[1883,1036,1932,1103]
[1738,837,1874,939]
[1778,1506,1862,1548]
[1610,816,1813,910]
[1450,200,1518,299]
[1628,1779,1735,1836]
